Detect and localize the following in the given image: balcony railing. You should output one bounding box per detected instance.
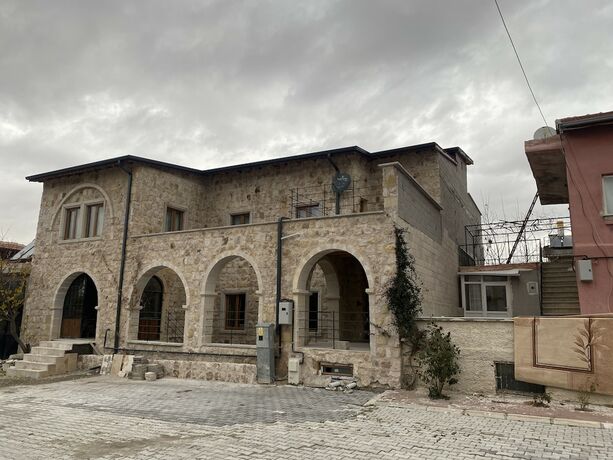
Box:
[289,180,383,218]
[137,310,185,343]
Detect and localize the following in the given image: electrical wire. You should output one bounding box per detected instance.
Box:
[494,0,549,127]
[494,1,612,312]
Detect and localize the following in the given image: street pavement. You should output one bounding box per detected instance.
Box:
[0,376,611,459]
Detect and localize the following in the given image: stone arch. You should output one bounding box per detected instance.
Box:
[293,246,374,293]
[127,264,189,343]
[201,251,264,296]
[51,270,100,340]
[51,183,114,228]
[293,247,374,350]
[200,251,263,346]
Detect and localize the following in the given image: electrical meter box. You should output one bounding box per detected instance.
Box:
[256,323,275,383]
[577,259,593,282]
[278,300,294,325]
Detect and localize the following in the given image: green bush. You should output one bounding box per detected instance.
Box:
[416,323,461,399]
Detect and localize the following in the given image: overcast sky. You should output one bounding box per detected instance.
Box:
[1,0,612,244]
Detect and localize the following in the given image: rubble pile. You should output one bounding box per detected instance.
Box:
[325,377,358,393]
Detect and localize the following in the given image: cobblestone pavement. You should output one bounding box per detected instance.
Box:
[0,376,612,459]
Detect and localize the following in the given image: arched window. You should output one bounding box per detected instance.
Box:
[138,276,164,341]
[61,274,98,338]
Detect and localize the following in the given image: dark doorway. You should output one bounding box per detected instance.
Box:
[61,273,98,338]
[138,276,163,341]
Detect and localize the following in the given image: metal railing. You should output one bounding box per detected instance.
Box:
[137,309,185,343]
[461,216,572,267]
[301,310,370,349]
[205,318,257,345]
[289,180,383,218]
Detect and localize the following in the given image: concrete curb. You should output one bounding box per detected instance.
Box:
[375,402,612,429]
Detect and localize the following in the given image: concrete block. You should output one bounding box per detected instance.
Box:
[100,355,113,375]
[147,364,164,378]
[145,372,157,381]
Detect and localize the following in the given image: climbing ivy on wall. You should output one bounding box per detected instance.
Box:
[385,226,424,389]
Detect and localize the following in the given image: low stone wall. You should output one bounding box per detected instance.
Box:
[298,348,384,388]
[77,354,104,370]
[413,318,514,395]
[154,360,256,384]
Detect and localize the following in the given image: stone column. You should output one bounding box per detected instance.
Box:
[200,293,217,344]
[292,289,310,347]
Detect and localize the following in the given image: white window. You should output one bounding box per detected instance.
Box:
[462,275,511,317]
[63,206,81,240]
[85,203,104,238]
[603,175,613,215]
[62,201,104,240]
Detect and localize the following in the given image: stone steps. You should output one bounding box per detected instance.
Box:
[6,341,82,380]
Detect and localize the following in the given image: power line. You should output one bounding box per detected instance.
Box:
[494,0,549,127]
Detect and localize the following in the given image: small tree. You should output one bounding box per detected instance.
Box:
[0,257,30,353]
[416,323,460,399]
[385,226,424,388]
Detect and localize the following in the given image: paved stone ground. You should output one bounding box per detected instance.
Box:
[0,376,612,459]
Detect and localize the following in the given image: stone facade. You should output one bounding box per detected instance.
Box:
[22,144,479,389]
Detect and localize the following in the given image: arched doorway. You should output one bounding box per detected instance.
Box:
[129,266,188,344]
[201,254,263,346]
[60,273,98,339]
[138,276,164,341]
[295,250,371,350]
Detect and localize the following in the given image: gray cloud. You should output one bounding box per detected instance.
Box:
[1,0,611,243]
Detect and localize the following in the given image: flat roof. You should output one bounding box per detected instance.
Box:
[26,142,474,183]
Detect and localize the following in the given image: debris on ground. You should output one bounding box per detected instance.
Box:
[100,354,164,381]
[325,377,358,393]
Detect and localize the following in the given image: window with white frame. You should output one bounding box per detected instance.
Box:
[603,175,613,215]
[462,275,510,316]
[62,202,104,240]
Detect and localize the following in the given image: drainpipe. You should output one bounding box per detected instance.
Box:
[275,216,287,332]
[327,154,341,215]
[114,161,133,352]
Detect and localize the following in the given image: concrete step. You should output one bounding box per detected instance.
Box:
[14,361,55,373]
[542,309,581,316]
[23,354,63,364]
[543,291,579,300]
[542,297,580,303]
[542,285,579,292]
[542,265,574,271]
[5,368,49,379]
[31,347,66,357]
[542,299,580,306]
[39,341,75,351]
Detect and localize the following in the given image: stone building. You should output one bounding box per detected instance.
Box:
[21,143,479,388]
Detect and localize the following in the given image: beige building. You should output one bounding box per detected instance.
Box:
[22,143,479,388]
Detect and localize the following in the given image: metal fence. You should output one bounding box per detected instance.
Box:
[461,217,571,266]
[137,309,185,343]
[289,179,383,218]
[205,318,257,345]
[300,310,370,349]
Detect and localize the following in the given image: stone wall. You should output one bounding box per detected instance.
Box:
[411,318,514,395]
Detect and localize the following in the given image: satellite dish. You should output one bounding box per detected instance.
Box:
[331,172,351,193]
[533,126,556,140]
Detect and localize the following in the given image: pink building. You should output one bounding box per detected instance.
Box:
[526,111,613,314]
